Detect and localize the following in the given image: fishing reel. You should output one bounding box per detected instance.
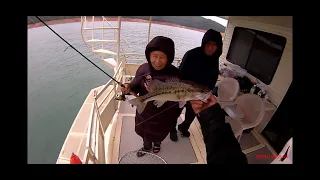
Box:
[115,92,126,101]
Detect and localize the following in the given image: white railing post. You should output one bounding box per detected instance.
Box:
[91,16,94,52]
[94,90,106,138]
[113,81,117,111]
[147,16,152,63]
[117,16,121,65]
[94,90,106,164]
[148,16,152,43]
[88,148,99,164]
[102,16,104,50]
[113,16,122,110]
[85,92,106,164]
[85,104,96,163]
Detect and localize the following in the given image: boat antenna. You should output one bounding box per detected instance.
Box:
[35,16,125,87]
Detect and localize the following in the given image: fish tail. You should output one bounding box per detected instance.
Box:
[129,96,147,114]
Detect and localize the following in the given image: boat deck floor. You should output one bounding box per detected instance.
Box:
[111,95,274,164]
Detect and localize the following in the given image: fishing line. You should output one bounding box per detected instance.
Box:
[35,16,185,126]
[135,102,179,127]
[35,16,124,87]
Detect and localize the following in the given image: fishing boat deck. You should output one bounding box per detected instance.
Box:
[109,95,274,164]
[110,97,205,164]
[56,74,275,164]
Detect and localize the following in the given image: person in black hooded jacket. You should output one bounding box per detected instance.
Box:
[120,36,183,156]
[176,29,223,137]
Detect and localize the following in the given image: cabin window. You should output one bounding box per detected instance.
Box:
[226,27,286,85]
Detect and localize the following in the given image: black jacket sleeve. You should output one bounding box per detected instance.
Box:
[128,64,145,95]
[178,51,191,80]
[197,103,248,164]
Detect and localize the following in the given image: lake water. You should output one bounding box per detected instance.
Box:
[27,21,204,164]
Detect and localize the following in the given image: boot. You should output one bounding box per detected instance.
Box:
[170,131,178,141]
[178,124,190,137]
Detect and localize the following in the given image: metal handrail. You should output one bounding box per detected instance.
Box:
[81,16,127,69]
[96,60,123,99]
[84,91,107,164]
[81,16,183,107]
[84,104,99,164]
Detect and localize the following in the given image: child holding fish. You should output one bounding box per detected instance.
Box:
[120,36,184,157]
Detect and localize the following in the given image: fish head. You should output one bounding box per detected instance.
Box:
[191,88,212,102]
[180,80,212,102]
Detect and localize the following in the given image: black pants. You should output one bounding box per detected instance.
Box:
[143,138,160,150]
[179,102,196,130]
[171,117,178,133]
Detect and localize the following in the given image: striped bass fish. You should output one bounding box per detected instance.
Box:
[129,79,212,114]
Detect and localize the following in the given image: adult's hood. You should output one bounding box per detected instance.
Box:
[145,36,175,69]
[201,29,223,58]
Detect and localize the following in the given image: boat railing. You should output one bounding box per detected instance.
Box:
[79,16,182,163]
[83,91,105,164]
[82,57,127,164]
[96,60,124,100]
[80,16,127,69]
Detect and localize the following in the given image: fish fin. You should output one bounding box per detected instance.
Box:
[153,100,166,108]
[179,101,186,108]
[129,96,147,114]
[147,79,165,92]
[180,80,210,90]
[165,77,180,83]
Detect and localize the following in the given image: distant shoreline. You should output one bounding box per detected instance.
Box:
[28,17,225,37]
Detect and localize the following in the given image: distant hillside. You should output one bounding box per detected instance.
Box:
[27,16,226,33]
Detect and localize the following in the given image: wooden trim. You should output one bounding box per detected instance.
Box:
[188,128,204,164]
[190,162,202,164]
[242,143,265,154]
[181,114,206,164]
[251,129,277,156]
[194,117,203,139]
[189,122,206,164]
[119,113,136,117]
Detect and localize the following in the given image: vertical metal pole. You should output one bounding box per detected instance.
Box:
[102,16,104,50]
[147,16,152,43]
[117,16,121,65]
[147,16,152,63]
[92,16,94,52]
[114,16,122,110]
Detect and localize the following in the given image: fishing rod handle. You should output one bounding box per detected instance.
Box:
[119,83,138,97]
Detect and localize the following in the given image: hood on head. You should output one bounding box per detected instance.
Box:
[145,36,175,67]
[201,29,223,57]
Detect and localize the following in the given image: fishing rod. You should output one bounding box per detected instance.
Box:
[35,16,183,127]
[35,16,125,88]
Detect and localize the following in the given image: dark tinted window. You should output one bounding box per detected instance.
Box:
[226,27,286,85]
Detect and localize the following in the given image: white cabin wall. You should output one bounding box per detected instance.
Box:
[220,16,292,106]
